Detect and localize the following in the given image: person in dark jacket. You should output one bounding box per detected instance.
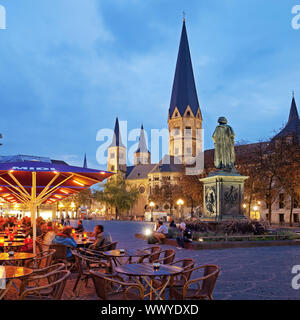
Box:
[52,226,77,259]
[176,222,192,249]
[75,220,84,232]
[89,225,112,250]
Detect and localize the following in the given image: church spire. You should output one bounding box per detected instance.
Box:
[109,117,124,148]
[287,95,299,124]
[169,19,201,118]
[136,125,150,154]
[83,153,87,168]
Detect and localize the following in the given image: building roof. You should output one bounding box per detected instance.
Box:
[135,125,150,154]
[273,97,300,140]
[169,20,201,118]
[109,117,125,148]
[126,164,156,180]
[149,155,184,174]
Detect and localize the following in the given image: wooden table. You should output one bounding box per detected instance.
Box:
[75,239,93,247]
[0,253,36,264]
[103,249,150,266]
[0,266,33,299]
[115,263,183,300]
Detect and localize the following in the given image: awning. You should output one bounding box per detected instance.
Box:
[0,160,114,253]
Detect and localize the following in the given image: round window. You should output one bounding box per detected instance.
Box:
[139,186,145,194]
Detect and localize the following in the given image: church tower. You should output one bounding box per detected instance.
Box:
[107,117,127,174]
[134,125,151,165]
[168,19,203,164]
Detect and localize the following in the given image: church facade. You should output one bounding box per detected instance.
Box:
[106,19,202,219]
[106,20,300,224]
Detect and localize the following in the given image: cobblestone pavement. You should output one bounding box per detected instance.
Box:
[4,221,300,300]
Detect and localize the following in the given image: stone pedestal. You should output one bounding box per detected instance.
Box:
[200,170,248,221]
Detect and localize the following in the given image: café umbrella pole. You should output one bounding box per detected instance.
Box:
[31,172,37,255]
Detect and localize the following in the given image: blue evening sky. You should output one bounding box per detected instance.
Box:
[0,0,300,169]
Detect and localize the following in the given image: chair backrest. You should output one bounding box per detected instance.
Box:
[27,249,56,269]
[50,244,68,260]
[99,241,118,251]
[90,270,144,300]
[201,265,220,298]
[161,249,175,264]
[179,259,195,281]
[47,270,71,300]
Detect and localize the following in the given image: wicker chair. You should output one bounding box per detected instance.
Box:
[151,258,195,299]
[19,263,67,297]
[152,249,175,264]
[137,246,161,263]
[72,251,110,297]
[171,265,220,300]
[87,241,118,252]
[90,270,144,300]
[50,243,76,269]
[25,249,56,270]
[19,269,70,300]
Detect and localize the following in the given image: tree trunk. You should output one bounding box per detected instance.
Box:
[115,207,119,220]
[290,194,294,227]
[248,193,253,218]
[267,196,272,225]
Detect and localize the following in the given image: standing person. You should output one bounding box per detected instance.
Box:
[153,220,168,244]
[169,218,177,229]
[66,214,70,226]
[60,217,65,227]
[89,225,112,250]
[176,222,193,249]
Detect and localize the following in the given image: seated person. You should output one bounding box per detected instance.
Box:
[75,220,84,232]
[176,222,193,249]
[43,222,57,251]
[153,220,168,244]
[169,218,177,228]
[89,225,112,250]
[52,226,77,260]
[25,222,42,238]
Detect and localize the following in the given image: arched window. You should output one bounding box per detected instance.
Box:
[186,111,191,117]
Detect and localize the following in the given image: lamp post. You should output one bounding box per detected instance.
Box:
[253,205,259,220]
[177,199,184,219]
[58,202,64,220]
[149,201,155,222]
[70,202,76,219]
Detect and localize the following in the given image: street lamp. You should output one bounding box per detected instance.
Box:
[58,202,64,220]
[149,201,155,222]
[70,202,76,219]
[253,205,259,220]
[177,199,184,219]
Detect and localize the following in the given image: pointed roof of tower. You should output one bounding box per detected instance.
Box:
[109,117,125,148]
[273,96,300,140]
[135,125,150,154]
[288,96,299,124]
[169,19,201,118]
[83,153,87,168]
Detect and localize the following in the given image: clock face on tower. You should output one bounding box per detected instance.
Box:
[205,186,216,215]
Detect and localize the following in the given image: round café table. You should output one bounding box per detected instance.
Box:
[115,263,183,300]
[0,266,33,299]
[0,253,36,265]
[103,249,150,266]
[75,239,94,248]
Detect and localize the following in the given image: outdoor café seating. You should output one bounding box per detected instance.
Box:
[72,251,110,297]
[170,264,220,300]
[19,269,70,300]
[90,270,144,300]
[19,263,67,296]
